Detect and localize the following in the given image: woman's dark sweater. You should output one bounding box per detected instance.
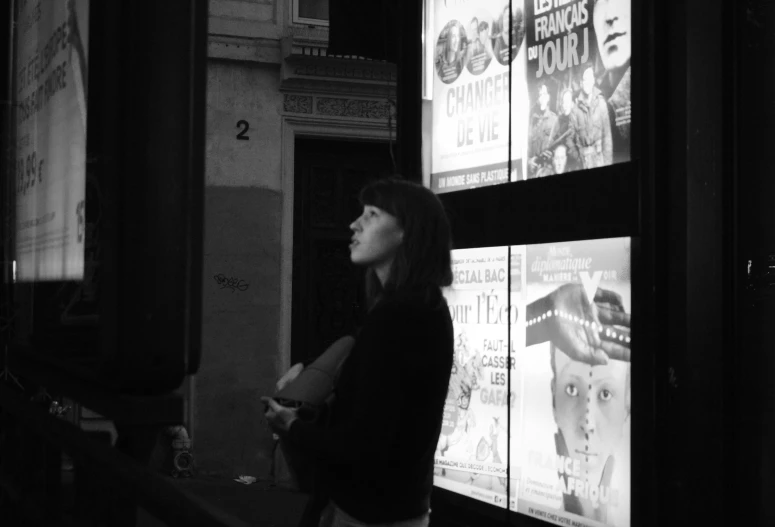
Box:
[287,287,454,523]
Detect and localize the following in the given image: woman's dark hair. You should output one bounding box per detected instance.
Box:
[358,177,453,307]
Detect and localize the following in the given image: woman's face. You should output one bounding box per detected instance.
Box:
[501,8,511,44]
[449,26,461,52]
[349,205,404,276]
[469,21,479,41]
[478,27,489,47]
[553,349,629,474]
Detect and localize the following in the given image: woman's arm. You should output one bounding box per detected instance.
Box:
[283,303,419,466]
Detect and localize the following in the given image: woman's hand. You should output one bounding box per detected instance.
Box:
[261,397,299,436]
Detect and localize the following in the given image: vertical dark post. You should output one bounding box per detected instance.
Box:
[660,0,689,525]
[734,2,775,525]
[396,0,423,182]
[661,0,730,526]
[634,0,659,525]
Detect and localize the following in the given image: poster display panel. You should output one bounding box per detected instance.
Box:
[429,0,529,193]
[13,0,90,281]
[513,237,631,527]
[435,238,631,527]
[425,0,632,192]
[524,0,631,178]
[434,246,519,508]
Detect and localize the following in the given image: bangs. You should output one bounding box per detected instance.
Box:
[358,179,408,225]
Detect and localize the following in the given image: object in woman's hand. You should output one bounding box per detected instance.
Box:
[276,363,305,392]
[273,335,355,494]
[274,335,355,423]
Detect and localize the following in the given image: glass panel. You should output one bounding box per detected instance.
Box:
[524,0,631,178]
[426,1,513,193]
[512,236,632,527]
[435,246,511,508]
[422,0,632,193]
[297,0,329,22]
[433,238,632,527]
[13,0,90,281]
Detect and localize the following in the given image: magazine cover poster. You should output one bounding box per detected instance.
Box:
[430,0,528,193]
[514,237,631,527]
[525,0,631,179]
[434,247,517,508]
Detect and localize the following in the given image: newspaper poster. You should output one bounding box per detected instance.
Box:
[525,0,631,179]
[14,0,90,280]
[513,237,631,527]
[435,246,523,508]
[430,0,529,193]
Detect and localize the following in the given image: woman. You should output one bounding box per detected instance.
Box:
[436,22,466,84]
[263,178,455,527]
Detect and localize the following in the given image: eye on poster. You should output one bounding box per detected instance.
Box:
[525,0,631,179]
[14,0,89,281]
[430,0,529,194]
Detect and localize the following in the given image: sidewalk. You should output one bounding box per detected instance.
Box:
[167,475,309,527]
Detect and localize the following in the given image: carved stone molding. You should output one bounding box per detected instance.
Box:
[283,94,396,121]
[292,64,395,83]
[316,98,394,120]
[283,94,313,114]
[208,34,281,64]
[280,36,397,98]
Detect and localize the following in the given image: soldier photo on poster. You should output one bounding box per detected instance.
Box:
[525,0,631,179]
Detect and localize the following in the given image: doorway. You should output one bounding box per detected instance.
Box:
[291,138,395,364]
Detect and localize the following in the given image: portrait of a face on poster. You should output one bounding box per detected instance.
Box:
[14,0,89,281]
[435,238,631,527]
[430,0,529,193]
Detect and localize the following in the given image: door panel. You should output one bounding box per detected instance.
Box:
[292,139,395,364]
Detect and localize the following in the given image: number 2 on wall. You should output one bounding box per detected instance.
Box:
[236,120,250,140]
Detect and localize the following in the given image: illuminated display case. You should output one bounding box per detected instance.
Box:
[423,0,631,195]
[420,1,648,527]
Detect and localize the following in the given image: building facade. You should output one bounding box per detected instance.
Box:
[196,0,397,480]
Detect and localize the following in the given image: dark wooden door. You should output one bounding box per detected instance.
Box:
[291,138,395,364]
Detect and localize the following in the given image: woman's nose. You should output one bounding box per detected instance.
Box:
[350,218,359,231]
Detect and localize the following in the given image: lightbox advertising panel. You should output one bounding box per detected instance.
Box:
[434,246,516,509]
[14,0,89,281]
[427,0,631,193]
[430,0,529,192]
[436,237,631,527]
